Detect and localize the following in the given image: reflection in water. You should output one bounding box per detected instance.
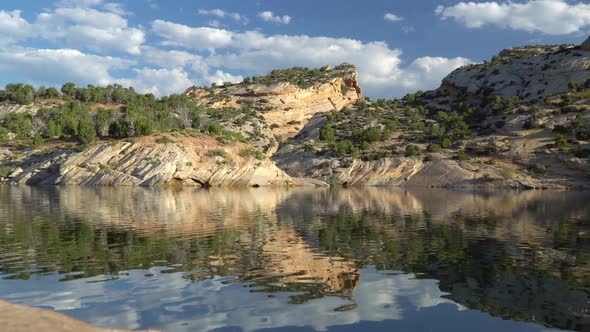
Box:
[0,186,588,331]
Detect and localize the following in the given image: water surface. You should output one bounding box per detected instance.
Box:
[0,186,588,331]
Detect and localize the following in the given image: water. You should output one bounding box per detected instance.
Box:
[0,186,588,332]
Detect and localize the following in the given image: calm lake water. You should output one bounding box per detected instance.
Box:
[0,186,588,332]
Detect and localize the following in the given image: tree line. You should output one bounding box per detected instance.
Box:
[0,83,140,105]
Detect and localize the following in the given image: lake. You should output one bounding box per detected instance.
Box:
[0,186,588,331]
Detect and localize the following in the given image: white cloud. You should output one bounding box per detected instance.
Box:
[0,48,133,87]
[56,0,103,7]
[384,13,403,22]
[152,21,470,98]
[118,67,195,96]
[152,20,233,50]
[198,8,247,24]
[103,3,130,16]
[436,0,590,35]
[257,11,292,24]
[36,7,145,54]
[141,46,205,70]
[0,6,472,99]
[208,20,221,28]
[0,6,145,55]
[0,10,33,45]
[205,70,244,86]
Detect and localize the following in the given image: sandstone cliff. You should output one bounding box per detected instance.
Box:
[184,64,362,140]
[1,134,293,187]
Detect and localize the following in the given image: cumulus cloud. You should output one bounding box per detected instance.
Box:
[384,13,403,22]
[257,11,292,24]
[141,46,205,70]
[0,4,472,98]
[0,10,33,45]
[436,0,590,35]
[152,20,470,97]
[36,7,145,54]
[118,67,195,96]
[56,0,103,7]
[152,20,233,50]
[0,48,133,87]
[0,5,145,55]
[102,3,129,16]
[198,8,247,24]
[205,70,244,86]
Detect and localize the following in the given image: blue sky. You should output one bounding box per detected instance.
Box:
[0,0,589,98]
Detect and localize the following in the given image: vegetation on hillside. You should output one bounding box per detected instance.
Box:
[0,83,253,149]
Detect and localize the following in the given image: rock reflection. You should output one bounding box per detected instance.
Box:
[0,186,589,331]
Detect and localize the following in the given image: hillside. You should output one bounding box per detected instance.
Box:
[1,39,590,188]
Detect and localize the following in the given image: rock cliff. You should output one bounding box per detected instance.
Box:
[184,64,362,140]
[2,134,293,187]
[1,47,590,189]
[434,44,590,102]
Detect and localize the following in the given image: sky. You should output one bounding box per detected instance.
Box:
[0,0,589,99]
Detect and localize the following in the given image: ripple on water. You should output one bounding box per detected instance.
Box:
[0,186,587,331]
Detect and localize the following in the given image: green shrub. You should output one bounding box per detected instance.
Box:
[554,134,568,148]
[405,144,421,157]
[500,167,514,179]
[0,127,9,142]
[239,148,265,160]
[155,136,175,144]
[207,122,223,135]
[319,125,335,142]
[427,143,442,152]
[568,80,582,92]
[207,149,227,158]
[331,140,356,156]
[456,150,469,161]
[78,117,97,146]
[0,166,11,178]
[32,133,43,146]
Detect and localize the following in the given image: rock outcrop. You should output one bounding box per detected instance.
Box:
[0,300,157,332]
[2,134,294,187]
[184,64,362,139]
[436,44,590,102]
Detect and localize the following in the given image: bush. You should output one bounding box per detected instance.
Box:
[319,125,336,142]
[32,133,43,147]
[427,143,442,152]
[456,150,469,161]
[500,167,514,179]
[77,117,97,146]
[331,140,356,156]
[3,112,33,139]
[239,148,265,160]
[155,136,175,144]
[0,165,11,178]
[568,80,582,92]
[207,122,223,135]
[554,134,568,148]
[207,149,227,158]
[490,96,522,114]
[0,127,9,142]
[405,144,421,157]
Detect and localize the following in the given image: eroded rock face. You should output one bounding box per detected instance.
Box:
[2,134,294,187]
[184,65,362,139]
[436,46,590,102]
